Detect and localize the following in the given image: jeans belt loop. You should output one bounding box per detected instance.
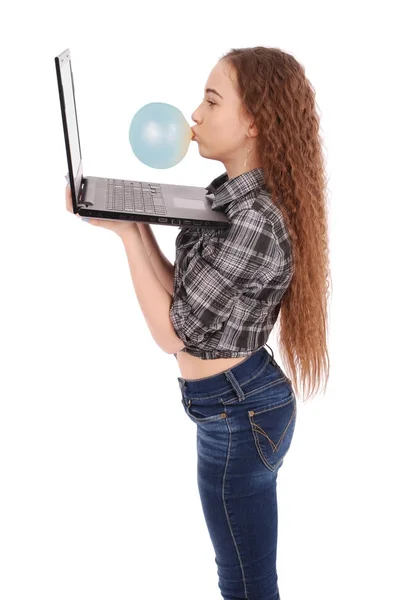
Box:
[223,369,245,403]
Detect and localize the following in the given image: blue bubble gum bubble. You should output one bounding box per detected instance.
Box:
[128,102,195,169]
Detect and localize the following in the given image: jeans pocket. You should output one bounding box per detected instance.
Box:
[248,392,297,472]
[181,397,227,424]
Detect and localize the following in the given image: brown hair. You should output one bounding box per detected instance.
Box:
[220,46,331,402]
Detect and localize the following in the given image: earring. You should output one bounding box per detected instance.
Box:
[244,146,252,168]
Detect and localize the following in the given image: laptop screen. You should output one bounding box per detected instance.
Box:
[55,50,83,203]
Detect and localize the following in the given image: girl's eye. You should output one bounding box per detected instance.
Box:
[207,100,215,106]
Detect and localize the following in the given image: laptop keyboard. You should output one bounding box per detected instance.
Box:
[106,179,167,215]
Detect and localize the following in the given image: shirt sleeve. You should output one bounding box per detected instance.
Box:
[169,209,278,349]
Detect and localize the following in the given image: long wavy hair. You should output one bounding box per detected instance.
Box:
[220,46,331,402]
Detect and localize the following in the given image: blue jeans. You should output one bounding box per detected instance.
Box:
[177,345,297,600]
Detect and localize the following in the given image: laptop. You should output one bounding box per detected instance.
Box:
[55,49,229,230]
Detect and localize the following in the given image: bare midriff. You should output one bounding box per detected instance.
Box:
[176,349,250,380]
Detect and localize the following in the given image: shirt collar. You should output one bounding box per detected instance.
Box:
[205,167,266,211]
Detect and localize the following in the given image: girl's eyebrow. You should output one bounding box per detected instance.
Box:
[205,87,224,99]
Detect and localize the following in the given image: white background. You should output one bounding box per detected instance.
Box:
[1,1,400,598]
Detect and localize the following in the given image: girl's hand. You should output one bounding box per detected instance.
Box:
[65,179,139,238]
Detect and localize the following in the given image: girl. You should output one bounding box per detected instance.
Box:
[66,46,330,600]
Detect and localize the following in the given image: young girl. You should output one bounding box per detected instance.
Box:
[66,46,330,600]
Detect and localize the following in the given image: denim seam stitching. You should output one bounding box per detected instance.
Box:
[222,410,249,598]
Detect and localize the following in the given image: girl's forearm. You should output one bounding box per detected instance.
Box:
[120,229,183,354]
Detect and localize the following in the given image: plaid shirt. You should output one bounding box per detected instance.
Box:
[170,168,294,359]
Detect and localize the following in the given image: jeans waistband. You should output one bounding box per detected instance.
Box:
[177,344,277,401]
